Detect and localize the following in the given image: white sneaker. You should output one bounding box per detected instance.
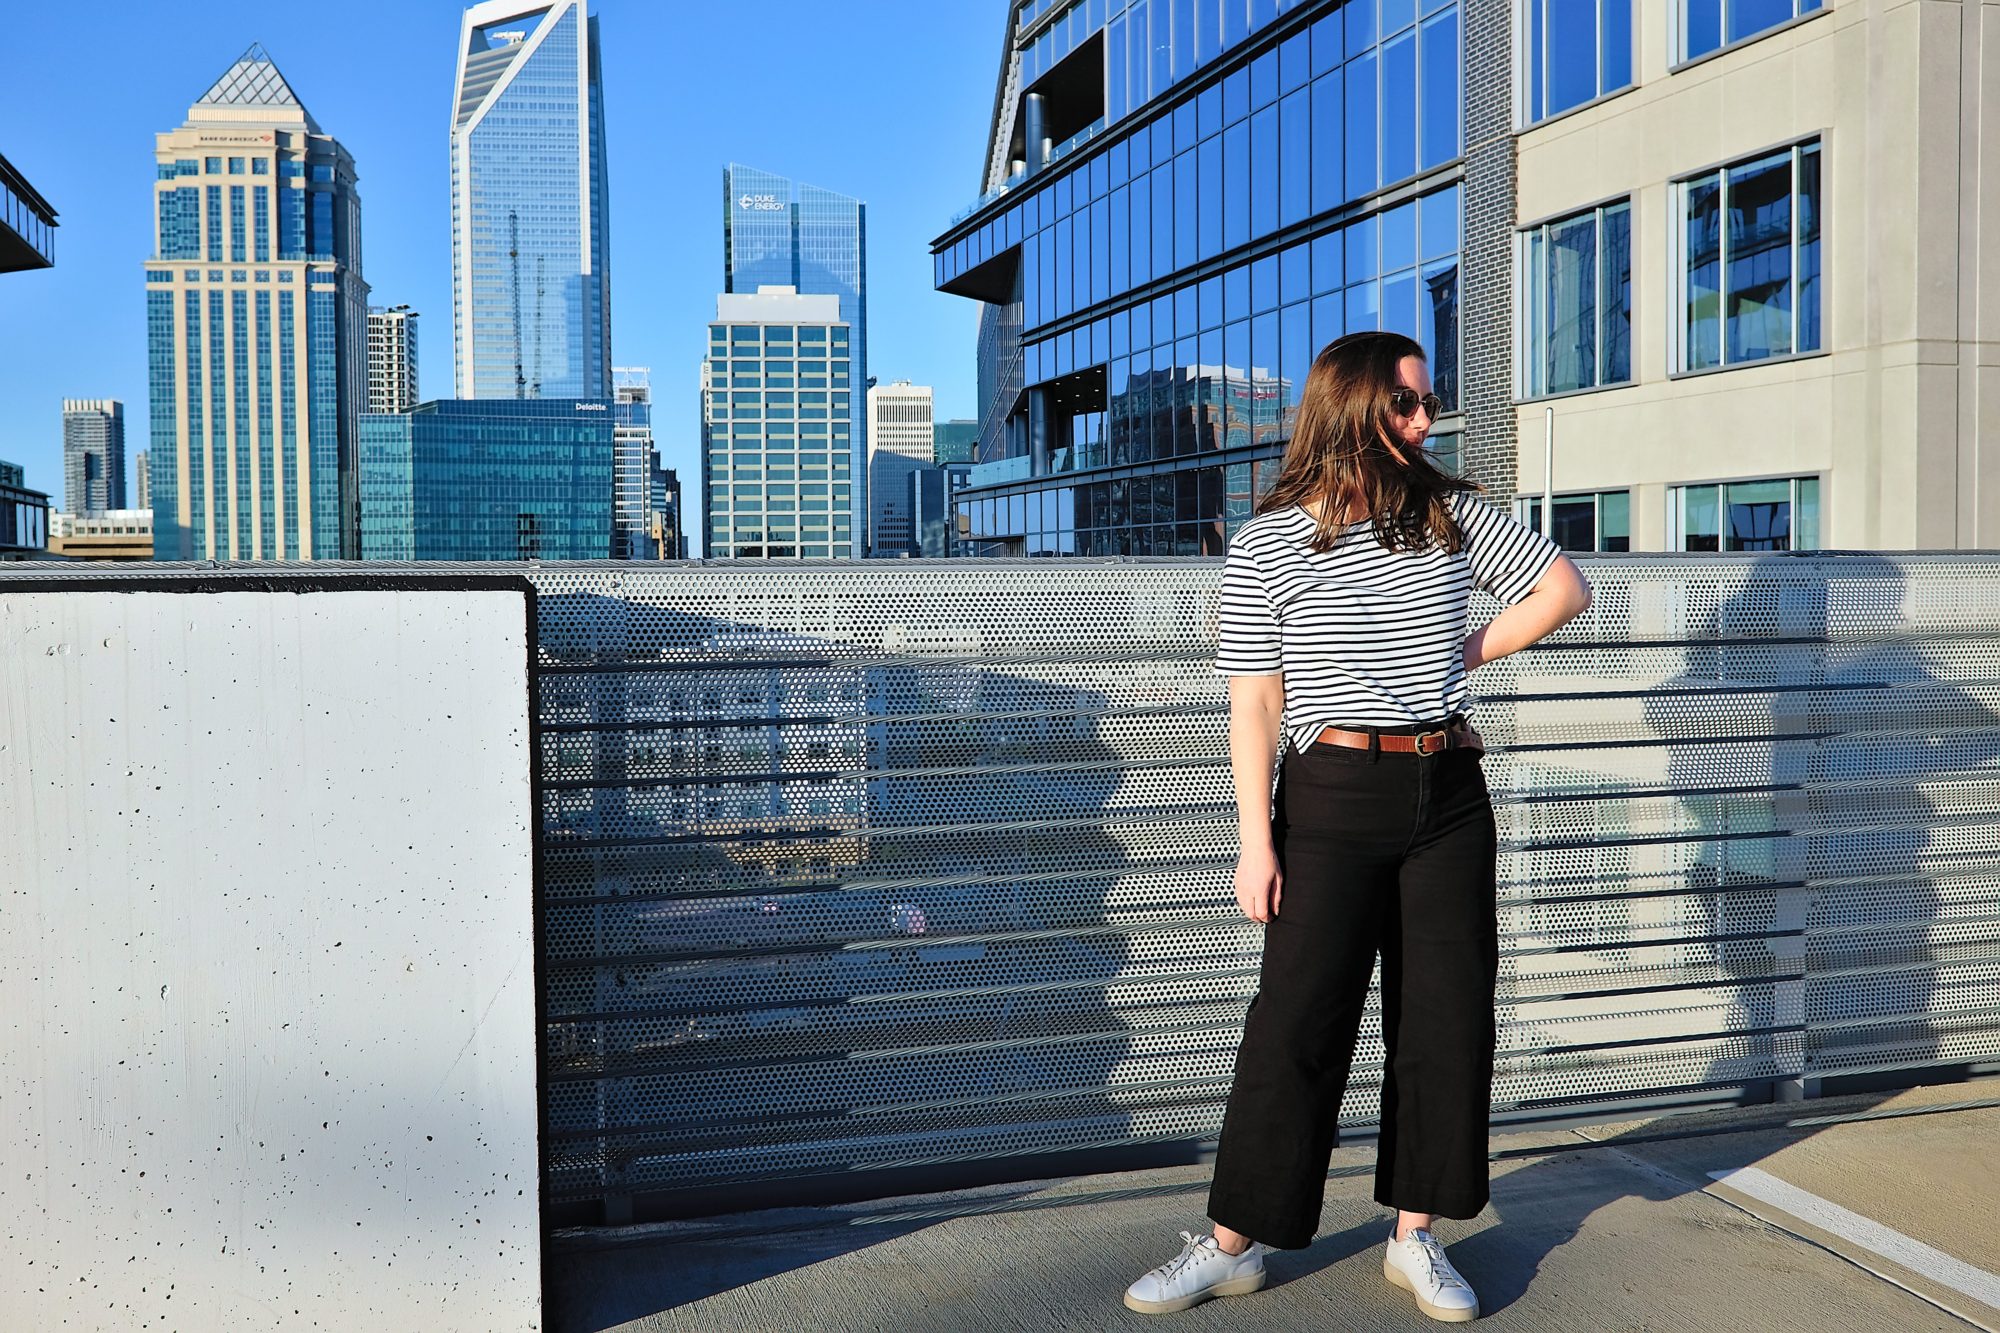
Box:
[1383,1226,1480,1322]
[1122,1228,1267,1314]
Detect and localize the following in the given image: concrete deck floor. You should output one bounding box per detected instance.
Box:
[547,1079,2000,1332]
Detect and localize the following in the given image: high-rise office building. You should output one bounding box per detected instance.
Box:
[933,419,980,464]
[933,1,1461,557]
[701,285,854,559]
[63,399,127,516]
[611,366,655,559]
[367,305,420,413]
[648,450,684,558]
[358,398,612,560]
[134,450,151,510]
[723,165,867,551]
[937,0,2000,554]
[451,0,612,401]
[1,151,57,275]
[867,380,934,556]
[146,43,368,560]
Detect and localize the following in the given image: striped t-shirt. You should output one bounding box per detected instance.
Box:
[1213,489,1563,754]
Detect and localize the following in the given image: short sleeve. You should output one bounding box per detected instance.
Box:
[1213,536,1283,675]
[1455,492,1563,606]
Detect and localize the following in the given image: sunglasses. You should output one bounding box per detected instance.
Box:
[1388,388,1446,419]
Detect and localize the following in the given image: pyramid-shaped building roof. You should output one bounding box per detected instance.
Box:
[190,43,320,133]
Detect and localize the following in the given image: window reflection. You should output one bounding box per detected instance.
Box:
[1677,142,1819,373]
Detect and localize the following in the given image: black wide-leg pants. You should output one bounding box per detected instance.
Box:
[1206,717,1501,1251]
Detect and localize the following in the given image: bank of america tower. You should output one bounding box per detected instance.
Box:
[145,44,367,561]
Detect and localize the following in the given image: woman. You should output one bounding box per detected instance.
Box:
[1123,331,1592,1322]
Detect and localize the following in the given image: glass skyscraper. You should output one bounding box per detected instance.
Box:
[932,0,1463,556]
[451,0,613,401]
[723,165,868,552]
[358,398,612,560]
[146,44,368,561]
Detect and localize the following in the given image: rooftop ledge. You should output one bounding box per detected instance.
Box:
[5,555,1998,1324]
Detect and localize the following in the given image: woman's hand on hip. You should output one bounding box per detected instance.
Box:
[1233,844,1282,923]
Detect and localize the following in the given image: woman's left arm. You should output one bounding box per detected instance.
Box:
[1464,555,1591,671]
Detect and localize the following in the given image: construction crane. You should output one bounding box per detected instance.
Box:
[508,209,525,399]
[531,254,545,398]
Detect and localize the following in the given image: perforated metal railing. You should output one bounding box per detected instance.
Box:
[527,553,2000,1224]
[10,558,1991,1223]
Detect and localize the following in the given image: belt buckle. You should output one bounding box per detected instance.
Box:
[1415,728,1448,755]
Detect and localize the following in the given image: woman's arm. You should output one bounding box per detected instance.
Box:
[1464,553,1591,671]
[1227,673,1286,923]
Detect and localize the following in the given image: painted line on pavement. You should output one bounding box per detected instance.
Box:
[1707,1165,2000,1313]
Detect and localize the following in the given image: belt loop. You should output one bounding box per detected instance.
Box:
[1368,724,1380,761]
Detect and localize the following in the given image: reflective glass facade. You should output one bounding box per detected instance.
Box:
[358,398,612,561]
[1525,0,1631,123]
[1677,139,1821,373]
[146,46,366,561]
[723,166,869,551]
[1520,200,1631,397]
[1518,489,1631,552]
[934,0,1462,556]
[1670,475,1820,551]
[452,1,612,401]
[1682,0,1821,63]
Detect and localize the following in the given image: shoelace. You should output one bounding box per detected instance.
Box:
[1151,1230,1216,1283]
[1406,1232,1472,1293]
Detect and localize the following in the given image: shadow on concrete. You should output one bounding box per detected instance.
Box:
[1443,550,1997,1315]
[533,577,1240,1324]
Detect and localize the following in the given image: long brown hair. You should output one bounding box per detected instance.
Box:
[1255,331,1479,554]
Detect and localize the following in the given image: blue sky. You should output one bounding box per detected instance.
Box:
[0,0,997,507]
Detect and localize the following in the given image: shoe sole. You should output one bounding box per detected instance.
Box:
[1122,1268,1267,1315]
[1383,1254,1480,1322]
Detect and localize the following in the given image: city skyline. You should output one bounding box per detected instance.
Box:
[0,1,991,552]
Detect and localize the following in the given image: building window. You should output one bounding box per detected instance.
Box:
[1520,199,1631,397]
[1677,140,1821,372]
[1525,0,1633,123]
[1670,475,1820,550]
[1682,0,1821,63]
[1518,490,1630,551]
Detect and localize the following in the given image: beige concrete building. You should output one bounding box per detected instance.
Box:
[866,380,935,556]
[50,509,154,561]
[146,43,367,561]
[1508,0,2000,551]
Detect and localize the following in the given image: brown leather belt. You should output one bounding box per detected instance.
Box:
[1312,718,1483,756]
